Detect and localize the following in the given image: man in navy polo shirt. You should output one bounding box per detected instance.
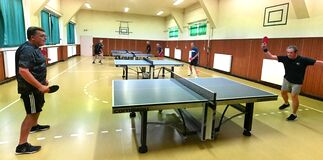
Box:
[15,27,51,154]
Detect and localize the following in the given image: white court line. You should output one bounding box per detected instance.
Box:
[0,99,19,113]
[0,60,83,113]
[54,136,63,139]
[0,141,8,145]
[37,137,46,141]
[101,131,109,134]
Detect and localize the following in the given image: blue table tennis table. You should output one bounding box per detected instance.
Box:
[111,50,152,59]
[114,58,184,79]
[112,73,278,153]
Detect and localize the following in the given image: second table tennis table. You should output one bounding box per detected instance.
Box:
[114,58,184,79]
[112,73,278,153]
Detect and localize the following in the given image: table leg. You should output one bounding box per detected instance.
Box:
[139,111,148,153]
[243,103,254,136]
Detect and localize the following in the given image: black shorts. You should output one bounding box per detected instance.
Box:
[93,52,101,55]
[190,58,198,66]
[20,91,45,114]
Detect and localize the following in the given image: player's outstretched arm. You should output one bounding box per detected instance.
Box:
[261,43,278,60]
[315,60,323,66]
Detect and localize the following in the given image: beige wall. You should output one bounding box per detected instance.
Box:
[75,10,167,40]
[166,0,323,40]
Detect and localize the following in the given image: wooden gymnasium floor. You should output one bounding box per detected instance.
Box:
[0,56,322,160]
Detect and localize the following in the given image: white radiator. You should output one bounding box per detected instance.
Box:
[47,47,58,64]
[261,59,284,85]
[213,53,232,72]
[3,50,16,78]
[174,48,181,60]
[164,48,170,57]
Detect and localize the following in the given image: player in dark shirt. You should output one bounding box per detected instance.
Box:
[93,40,104,64]
[188,42,199,77]
[145,41,151,54]
[262,44,323,121]
[156,43,164,59]
[15,27,51,154]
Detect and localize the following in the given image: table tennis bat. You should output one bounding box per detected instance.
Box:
[262,36,269,45]
[48,85,59,93]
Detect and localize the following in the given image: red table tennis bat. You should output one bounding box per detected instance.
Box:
[48,85,59,93]
[263,36,269,45]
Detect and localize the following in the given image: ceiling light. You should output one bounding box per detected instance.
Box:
[173,0,184,6]
[124,7,129,12]
[84,3,91,9]
[156,11,164,16]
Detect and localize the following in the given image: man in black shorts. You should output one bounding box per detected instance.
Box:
[262,43,323,121]
[15,27,51,154]
[156,43,164,59]
[188,42,199,77]
[93,39,104,64]
[145,41,151,54]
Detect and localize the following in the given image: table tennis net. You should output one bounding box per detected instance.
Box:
[172,73,216,104]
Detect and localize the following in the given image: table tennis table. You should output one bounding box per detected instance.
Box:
[112,73,278,153]
[114,58,184,79]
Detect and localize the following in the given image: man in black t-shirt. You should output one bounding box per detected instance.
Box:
[145,41,151,54]
[261,44,323,121]
[93,40,104,64]
[15,27,51,154]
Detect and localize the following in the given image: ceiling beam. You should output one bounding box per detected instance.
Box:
[170,10,184,33]
[198,0,218,28]
[60,0,86,25]
[291,0,309,19]
[32,0,50,15]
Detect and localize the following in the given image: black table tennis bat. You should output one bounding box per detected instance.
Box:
[48,85,59,93]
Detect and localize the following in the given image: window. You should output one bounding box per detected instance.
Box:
[67,22,75,44]
[168,27,178,38]
[41,10,60,45]
[189,21,207,36]
[0,0,25,47]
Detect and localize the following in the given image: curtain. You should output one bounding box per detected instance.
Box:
[0,0,25,47]
[51,15,60,44]
[67,22,75,44]
[189,24,198,36]
[41,10,50,44]
[198,23,207,35]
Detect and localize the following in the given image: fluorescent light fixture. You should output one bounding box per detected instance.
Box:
[156,11,164,16]
[124,7,129,12]
[173,0,184,6]
[84,3,91,9]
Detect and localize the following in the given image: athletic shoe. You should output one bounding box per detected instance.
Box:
[286,114,297,121]
[16,143,41,154]
[30,124,50,133]
[92,61,95,64]
[279,103,290,110]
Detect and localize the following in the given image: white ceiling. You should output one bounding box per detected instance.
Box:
[81,0,198,17]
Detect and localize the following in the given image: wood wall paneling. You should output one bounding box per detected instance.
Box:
[76,44,80,56]
[0,51,5,81]
[61,46,68,61]
[168,41,177,58]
